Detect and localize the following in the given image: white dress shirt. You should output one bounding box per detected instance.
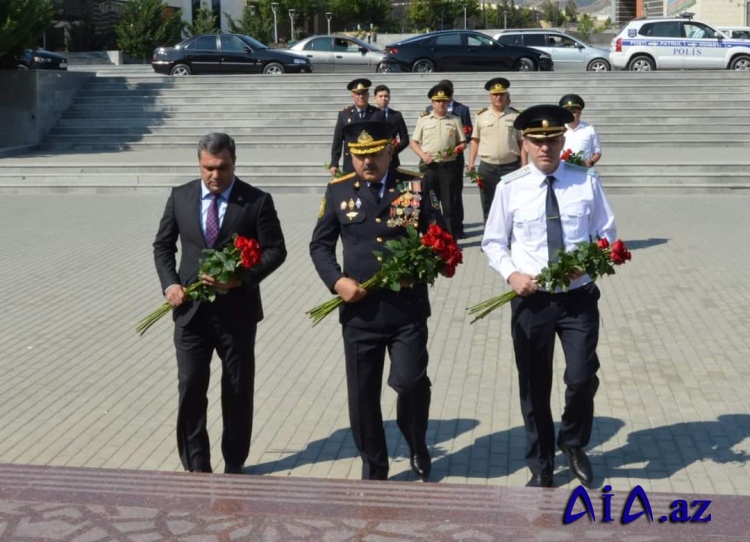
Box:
[563,121,602,162]
[481,161,616,291]
[200,178,235,236]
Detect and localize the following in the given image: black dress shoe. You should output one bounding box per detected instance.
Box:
[526,469,554,488]
[223,464,245,475]
[558,443,593,487]
[410,454,432,480]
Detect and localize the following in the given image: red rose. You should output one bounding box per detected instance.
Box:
[463,125,472,136]
[597,237,610,250]
[442,264,456,278]
[454,144,465,155]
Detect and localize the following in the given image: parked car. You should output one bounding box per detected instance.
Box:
[381,30,553,72]
[151,33,312,76]
[10,49,68,70]
[717,27,750,40]
[610,16,750,71]
[287,34,386,73]
[493,29,610,71]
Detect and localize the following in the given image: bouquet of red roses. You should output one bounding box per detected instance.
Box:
[561,148,586,166]
[306,224,462,326]
[467,168,485,190]
[467,237,630,324]
[438,143,466,160]
[136,234,263,336]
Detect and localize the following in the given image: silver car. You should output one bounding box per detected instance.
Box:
[493,29,611,71]
[288,35,386,73]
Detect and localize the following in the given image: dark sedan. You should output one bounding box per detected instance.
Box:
[151,33,312,75]
[11,49,68,70]
[382,30,553,72]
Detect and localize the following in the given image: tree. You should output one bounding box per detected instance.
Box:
[186,7,219,36]
[0,0,53,61]
[578,13,595,41]
[227,4,272,43]
[540,0,565,27]
[564,0,578,23]
[115,0,185,62]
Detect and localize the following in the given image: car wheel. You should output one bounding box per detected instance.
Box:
[587,58,610,72]
[628,55,655,71]
[513,57,536,71]
[17,64,29,70]
[169,64,191,76]
[376,63,388,73]
[411,58,435,73]
[263,62,285,75]
[729,55,750,70]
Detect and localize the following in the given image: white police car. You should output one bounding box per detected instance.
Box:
[610,16,750,70]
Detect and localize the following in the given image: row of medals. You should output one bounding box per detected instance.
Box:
[340,182,422,227]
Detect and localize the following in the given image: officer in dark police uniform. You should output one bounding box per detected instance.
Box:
[329,78,381,178]
[310,120,447,481]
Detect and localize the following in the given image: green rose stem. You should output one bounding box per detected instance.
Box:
[135,281,203,336]
[306,272,384,327]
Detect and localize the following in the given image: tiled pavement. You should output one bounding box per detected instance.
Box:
[0,191,748,499]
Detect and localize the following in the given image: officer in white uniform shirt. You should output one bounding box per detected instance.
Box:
[559,94,602,168]
[481,105,616,489]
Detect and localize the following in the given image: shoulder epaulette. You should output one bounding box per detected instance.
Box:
[329,171,356,184]
[502,165,531,184]
[419,111,428,117]
[396,167,423,178]
[476,107,488,116]
[507,106,521,114]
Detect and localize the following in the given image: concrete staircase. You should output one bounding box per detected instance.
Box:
[64,51,114,65]
[2,70,750,193]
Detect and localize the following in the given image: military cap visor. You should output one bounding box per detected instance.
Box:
[344,120,396,155]
[485,77,511,94]
[514,104,574,139]
[347,78,372,93]
[559,93,585,110]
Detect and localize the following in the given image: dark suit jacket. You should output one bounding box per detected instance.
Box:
[310,167,448,329]
[372,108,410,168]
[331,104,380,173]
[153,178,287,327]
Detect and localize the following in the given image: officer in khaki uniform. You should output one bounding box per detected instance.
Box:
[467,77,524,223]
[409,83,466,236]
[310,121,447,482]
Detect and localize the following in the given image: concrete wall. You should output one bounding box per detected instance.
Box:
[0,70,93,149]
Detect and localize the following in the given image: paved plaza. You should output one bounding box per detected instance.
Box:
[0,190,748,497]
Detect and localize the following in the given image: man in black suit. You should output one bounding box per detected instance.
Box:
[153,132,287,474]
[425,79,471,238]
[371,84,410,169]
[329,78,380,177]
[310,121,447,481]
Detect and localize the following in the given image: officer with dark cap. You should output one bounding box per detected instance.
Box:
[467,77,524,223]
[559,93,602,168]
[481,105,617,489]
[424,79,472,237]
[329,78,380,177]
[311,120,447,481]
[410,83,466,236]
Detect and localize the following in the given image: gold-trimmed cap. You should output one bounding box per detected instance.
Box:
[428,83,452,101]
[485,77,510,94]
[559,93,585,110]
[343,121,396,155]
[347,78,372,93]
[513,105,574,139]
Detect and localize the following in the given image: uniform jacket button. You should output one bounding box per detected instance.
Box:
[375,217,382,223]
[376,237,383,243]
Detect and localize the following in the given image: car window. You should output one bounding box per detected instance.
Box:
[238,35,267,50]
[334,38,360,52]
[733,30,750,38]
[524,34,547,46]
[305,37,333,51]
[187,36,217,50]
[496,34,522,46]
[467,33,494,46]
[640,22,681,38]
[220,35,246,52]
[684,22,718,39]
[435,33,461,46]
[557,35,579,47]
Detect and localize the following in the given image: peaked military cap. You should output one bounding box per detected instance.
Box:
[347,78,372,93]
[428,83,453,101]
[514,104,574,139]
[343,120,396,155]
[485,77,511,94]
[559,93,585,110]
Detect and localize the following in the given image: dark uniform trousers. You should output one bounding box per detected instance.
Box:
[510,282,601,475]
[343,321,431,480]
[174,303,257,472]
[478,159,521,223]
[424,159,462,236]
